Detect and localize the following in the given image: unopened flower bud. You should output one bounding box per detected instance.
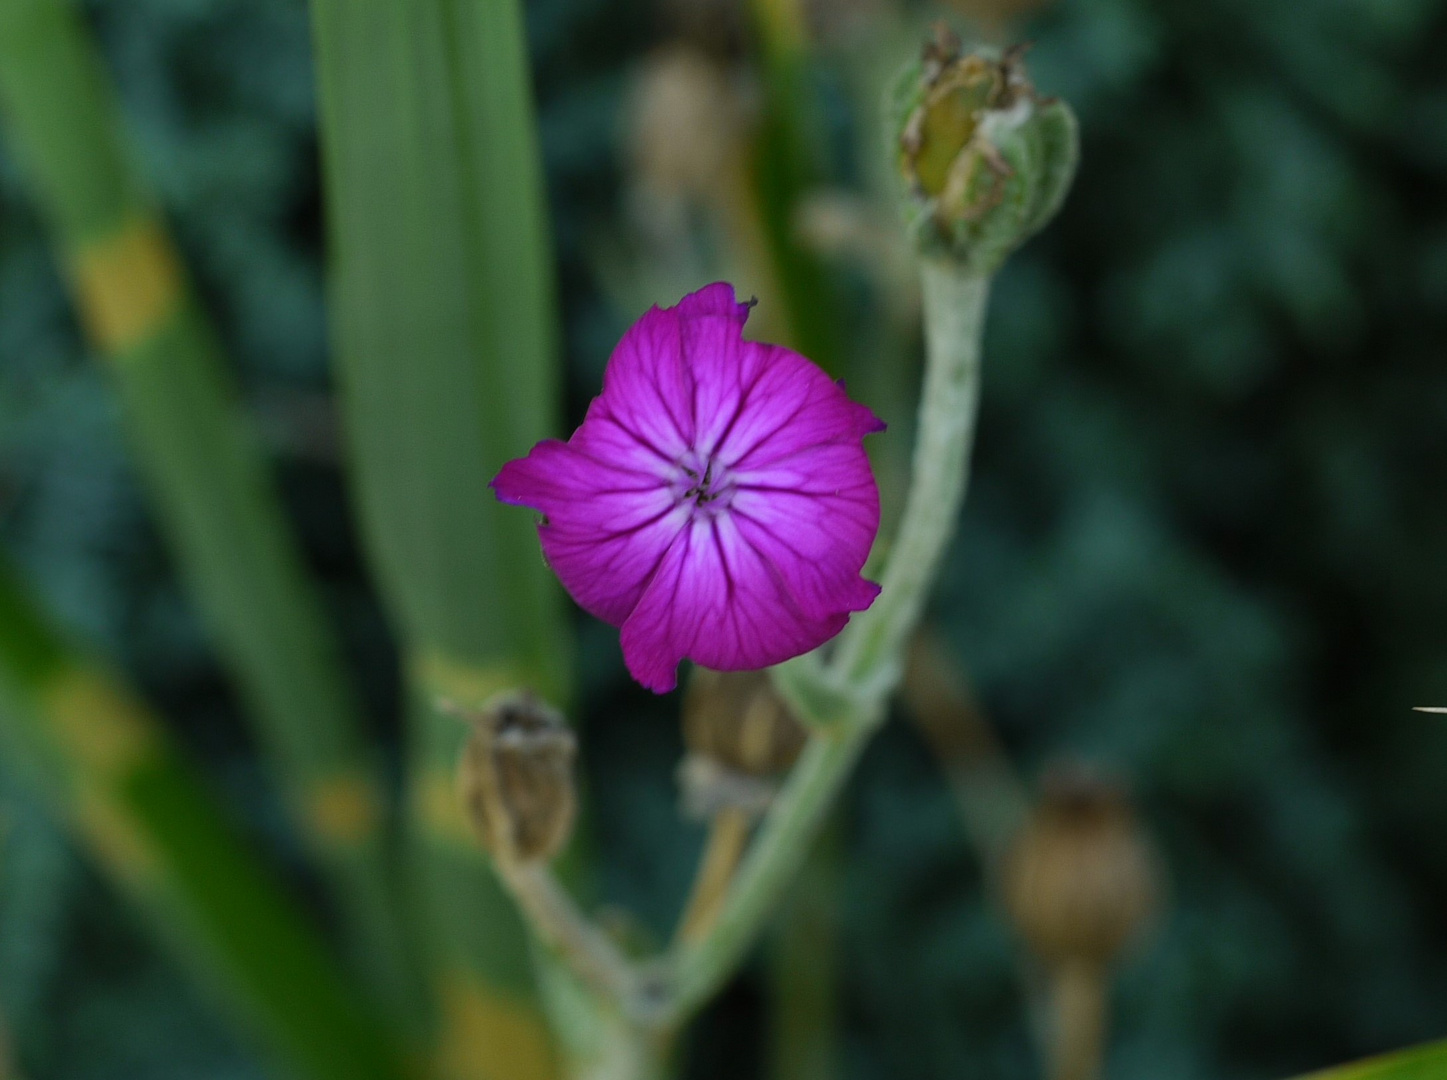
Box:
[457,693,577,865]
[678,668,809,818]
[1003,764,1159,970]
[889,28,1078,274]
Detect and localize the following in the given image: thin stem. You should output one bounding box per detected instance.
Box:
[532,946,677,1080]
[669,256,993,1025]
[569,1031,674,1080]
[668,717,878,1022]
[0,1014,19,1080]
[833,261,991,688]
[769,819,842,1080]
[1048,962,1108,1080]
[496,860,642,1012]
[901,631,1028,875]
[675,808,753,946]
[497,252,995,1043]
[495,864,683,1078]
[901,631,1053,1065]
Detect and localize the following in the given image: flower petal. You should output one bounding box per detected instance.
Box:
[592,304,696,460]
[492,439,688,626]
[683,310,753,460]
[619,514,853,692]
[715,343,884,470]
[729,477,881,621]
[493,282,886,695]
[676,281,754,324]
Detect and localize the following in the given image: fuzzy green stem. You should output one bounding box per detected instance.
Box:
[668,715,878,1021]
[669,256,992,1024]
[497,861,642,1012]
[533,955,675,1080]
[833,261,990,688]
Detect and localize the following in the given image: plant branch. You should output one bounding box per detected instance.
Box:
[494,858,645,1016]
[674,807,753,946]
[901,631,1029,874]
[664,257,994,1025]
[832,261,991,688]
[492,255,996,1049]
[1047,962,1108,1080]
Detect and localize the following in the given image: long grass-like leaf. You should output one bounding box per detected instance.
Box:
[0,0,423,1029]
[1291,1041,1447,1080]
[309,1,570,1073]
[0,560,406,1080]
[747,0,846,374]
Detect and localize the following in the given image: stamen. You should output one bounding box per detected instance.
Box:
[674,452,733,514]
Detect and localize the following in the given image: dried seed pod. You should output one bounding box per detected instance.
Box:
[1003,764,1159,969]
[457,693,578,865]
[626,46,748,206]
[684,668,808,777]
[677,753,781,819]
[678,668,809,819]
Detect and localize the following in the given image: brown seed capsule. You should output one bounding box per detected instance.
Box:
[684,668,808,777]
[457,693,578,865]
[626,46,748,206]
[678,668,809,819]
[1002,764,1160,969]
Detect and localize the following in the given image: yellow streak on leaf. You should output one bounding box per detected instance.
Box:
[413,651,535,710]
[412,767,477,849]
[70,217,184,355]
[41,665,157,779]
[72,789,161,888]
[1290,1039,1447,1079]
[307,772,383,846]
[434,970,559,1080]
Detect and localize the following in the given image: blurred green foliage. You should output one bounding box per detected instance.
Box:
[1,0,1447,1077]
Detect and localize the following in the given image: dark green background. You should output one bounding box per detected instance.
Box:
[2,0,1447,1076]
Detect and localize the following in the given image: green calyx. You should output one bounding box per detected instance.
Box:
[889,28,1079,274]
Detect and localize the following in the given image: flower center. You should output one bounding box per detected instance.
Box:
[671,450,734,516]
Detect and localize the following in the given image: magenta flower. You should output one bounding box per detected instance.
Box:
[492,284,883,693]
